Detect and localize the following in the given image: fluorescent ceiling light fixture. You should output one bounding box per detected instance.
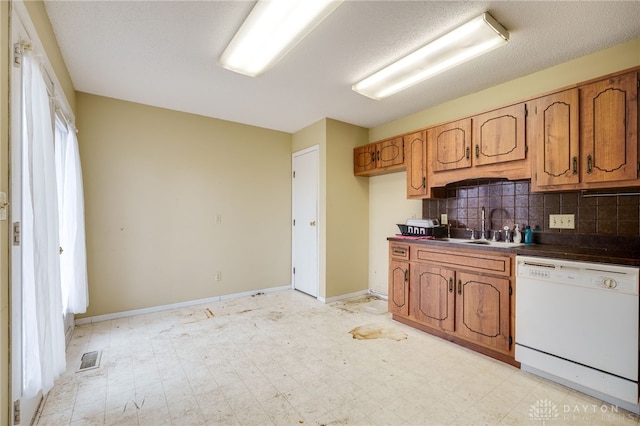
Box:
[353,12,509,100]
[219,0,343,77]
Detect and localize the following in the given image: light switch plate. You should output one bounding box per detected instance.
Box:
[549,214,575,229]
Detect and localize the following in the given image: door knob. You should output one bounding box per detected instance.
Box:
[310,221,316,226]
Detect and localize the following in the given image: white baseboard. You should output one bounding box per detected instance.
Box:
[369,289,388,300]
[319,288,385,304]
[75,285,292,325]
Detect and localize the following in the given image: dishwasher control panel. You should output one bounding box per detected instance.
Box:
[516,256,639,295]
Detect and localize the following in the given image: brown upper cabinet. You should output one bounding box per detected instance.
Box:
[353,136,405,176]
[427,102,530,194]
[429,104,526,175]
[354,67,639,195]
[581,72,638,185]
[531,71,639,191]
[404,131,427,198]
[429,118,472,172]
[530,88,580,188]
[472,103,527,166]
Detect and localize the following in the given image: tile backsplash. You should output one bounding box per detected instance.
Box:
[422,179,640,250]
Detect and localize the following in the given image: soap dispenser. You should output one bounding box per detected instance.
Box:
[524,225,532,244]
[512,224,522,243]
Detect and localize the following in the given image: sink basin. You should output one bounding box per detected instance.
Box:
[436,238,525,247]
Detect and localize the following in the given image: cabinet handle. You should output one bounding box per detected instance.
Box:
[465,146,470,160]
[572,156,578,175]
[448,277,453,293]
[475,144,479,159]
[392,247,407,257]
[422,176,426,188]
[457,279,462,295]
[587,154,593,174]
[370,152,375,163]
[404,269,409,283]
[377,151,380,162]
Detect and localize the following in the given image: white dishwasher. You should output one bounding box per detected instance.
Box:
[515,255,640,414]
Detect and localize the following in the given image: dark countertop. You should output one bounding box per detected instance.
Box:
[387,236,640,267]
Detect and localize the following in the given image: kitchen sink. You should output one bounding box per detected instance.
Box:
[435,238,525,247]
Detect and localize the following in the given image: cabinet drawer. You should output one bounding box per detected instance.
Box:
[390,243,410,261]
[412,247,511,277]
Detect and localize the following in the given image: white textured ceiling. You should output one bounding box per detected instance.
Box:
[44,1,640,134]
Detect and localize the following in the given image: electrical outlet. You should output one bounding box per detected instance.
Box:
[549,214,575,229]
[215,215,222,224]
[440,213,448,225]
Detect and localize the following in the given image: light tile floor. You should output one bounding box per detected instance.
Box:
[36,290,639,425]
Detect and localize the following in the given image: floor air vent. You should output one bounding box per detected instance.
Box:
[77,350,101,372]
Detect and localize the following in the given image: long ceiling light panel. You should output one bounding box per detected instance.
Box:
[353,12,509,100]
[219,0,343,77]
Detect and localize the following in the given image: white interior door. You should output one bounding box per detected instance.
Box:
[292,146,319,297]
[10,6,43,425]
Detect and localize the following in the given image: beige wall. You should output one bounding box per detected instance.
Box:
[367,37,640,295]
[292,119,369,299]
[325,119,369,298]
[76,93,292,317]
[368,172,421,295]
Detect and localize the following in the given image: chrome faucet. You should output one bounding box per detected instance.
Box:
[480,206,487,240]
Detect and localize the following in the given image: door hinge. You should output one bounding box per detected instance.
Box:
[0,192,8,221]
[13,399,20,424]
[13,222,20,246]
[292,171,295,178]
[292,219,295,226]
[293,267,295,275]
[13,43,23,68]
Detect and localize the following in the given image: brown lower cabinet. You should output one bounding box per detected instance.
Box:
[389,241,516,365]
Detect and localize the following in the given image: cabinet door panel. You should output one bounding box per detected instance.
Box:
[430,119,472,172]
[581,72,638,183]
[389,260,409,317]
[532,89,580,188]
[404,131,427,198]
[377,137,404,168]
[455,272,510,353]
[411,264,455,332]
[353,144,376,175]
[473,104,526,166]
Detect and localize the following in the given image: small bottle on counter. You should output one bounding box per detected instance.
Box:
[524,225,533,244]
[512,224,522,243]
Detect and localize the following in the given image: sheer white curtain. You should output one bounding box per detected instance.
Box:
[55,116,88,314]
[21,49,66,397]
